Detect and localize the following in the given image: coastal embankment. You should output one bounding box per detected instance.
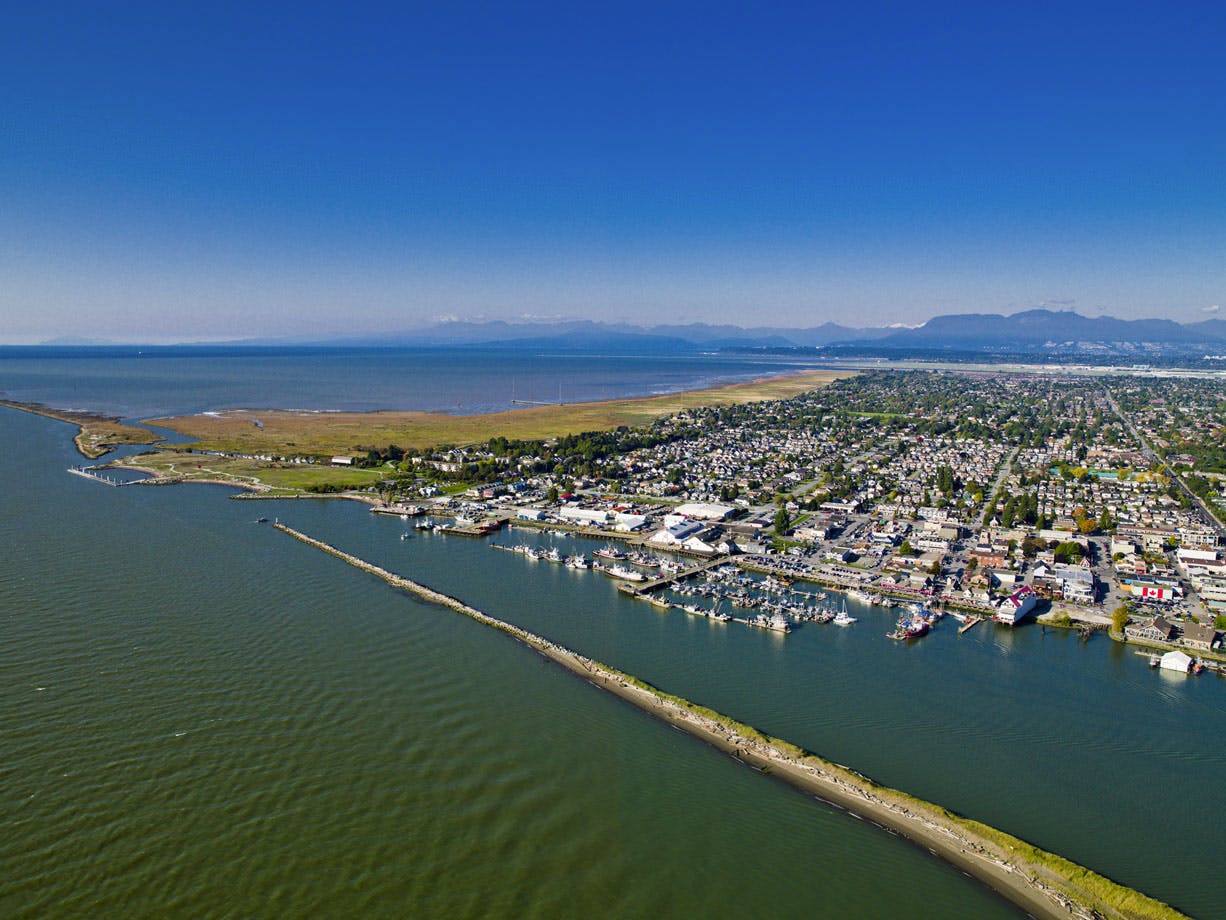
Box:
[272,522,1189,920]
[0,400,159,458]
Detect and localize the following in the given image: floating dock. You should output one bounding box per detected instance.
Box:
[958,616,984,635]
[620,557,728,597]
[67,466,124,486]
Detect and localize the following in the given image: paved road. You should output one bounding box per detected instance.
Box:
[1103,387,1226,539]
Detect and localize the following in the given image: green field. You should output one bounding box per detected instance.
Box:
[120,452,389,493]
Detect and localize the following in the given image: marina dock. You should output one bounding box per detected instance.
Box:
[370,503,427,517]
[618,557,728,597]
[67,466,125,486]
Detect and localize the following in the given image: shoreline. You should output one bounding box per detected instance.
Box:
[0,399,160,458]
[272,522,1188,920]
[143,368,849,455]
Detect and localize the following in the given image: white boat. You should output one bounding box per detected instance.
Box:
[833,600,857,626]
[567,555,590,570]
[750,613,791,633]
[601,564,645,582]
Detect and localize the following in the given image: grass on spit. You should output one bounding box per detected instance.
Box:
[123,452,387,491]
[275,520,1188,920]
[148,371,850,456]
[602,666,1187,920]
[0,400,160,459]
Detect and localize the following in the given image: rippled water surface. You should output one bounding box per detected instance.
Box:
[1,408,1020,919]
[0,348,804,418]
[4,352,1225,919]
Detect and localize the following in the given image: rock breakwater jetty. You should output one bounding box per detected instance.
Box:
[271,522,1187,920]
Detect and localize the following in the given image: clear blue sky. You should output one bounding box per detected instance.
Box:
[1,1,1223,342]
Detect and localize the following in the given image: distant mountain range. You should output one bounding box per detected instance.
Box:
[855,310,1226,351]
[33,310,1226,358]
[248,319,895,351]
[231,310,1226,356]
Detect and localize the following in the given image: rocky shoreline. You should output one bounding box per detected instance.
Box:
[272,522,1188,920]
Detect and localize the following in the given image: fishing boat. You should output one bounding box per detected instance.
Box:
[888,616,930,640]
[566,555,590,570]
[750,612,791,633]
[600,564,645,582]
[593,546,626,561]
[832,600,857,626]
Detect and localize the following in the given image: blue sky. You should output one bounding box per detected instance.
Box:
[1,1,1223,342]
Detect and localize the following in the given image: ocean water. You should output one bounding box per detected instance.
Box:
[3,352,1224,918]
[0,407,1019,919]
[0,347,804,418]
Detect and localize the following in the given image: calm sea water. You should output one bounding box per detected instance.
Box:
[3,353,1223,918]
[0,409,1020,920]
[0,347,804,418]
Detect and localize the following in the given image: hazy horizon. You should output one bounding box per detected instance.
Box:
[2,4,1223,343]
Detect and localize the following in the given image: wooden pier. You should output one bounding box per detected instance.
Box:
[958,615,984,635]
[370,504,426,517]
[437,521,502,537]
[67,466,124,487]
[620,556,729,597]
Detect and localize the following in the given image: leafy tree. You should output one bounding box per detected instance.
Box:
[1021,536,1044,557]
[546,485,559,503]
[1112,605,1131,633]
[773,508,791,534]
[1054,541,1086,564]
[898,540,916,557]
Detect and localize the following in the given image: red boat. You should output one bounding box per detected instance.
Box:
[888,617,930,640]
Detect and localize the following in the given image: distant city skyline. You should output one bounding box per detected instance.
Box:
[2,3,1224,344]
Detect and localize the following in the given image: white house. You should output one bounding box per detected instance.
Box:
[647,519,705,547]
[994,586,1037,626]
[1159,650,1193,674]
[674,502,735,521]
